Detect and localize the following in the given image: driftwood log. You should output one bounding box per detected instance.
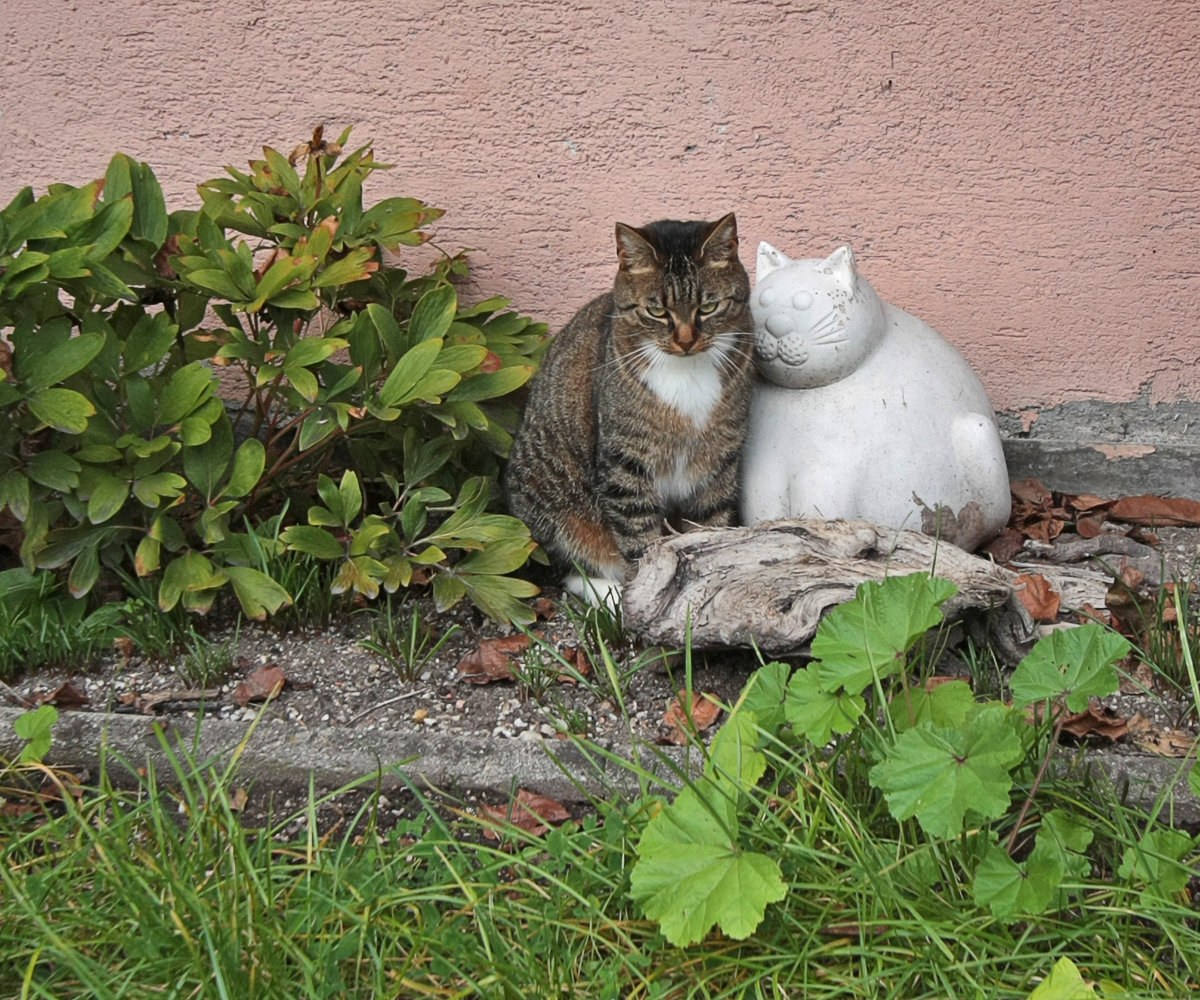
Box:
[622,519,1020,656]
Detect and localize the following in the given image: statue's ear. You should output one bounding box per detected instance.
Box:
[823,245,858,287]
[756,241,791,281]
[615,223,658,272]
[698,212,739,265]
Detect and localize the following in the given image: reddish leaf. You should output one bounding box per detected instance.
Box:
[556,645,592,683]
[1011,479,1053,505]
[1108,494,1200,527]
[531,597,557,620]
[456,635,529,684]
[35,681,89,709]
[233,664,287,707]
[983,527,1026,563]
[1058,701,1129,740]
[480,351,504,373]
[1074,513,1106,539]
[1065,493,1113,513]
[481,788,571,839]
[1015,573,1061,623]
[661,691,722,745]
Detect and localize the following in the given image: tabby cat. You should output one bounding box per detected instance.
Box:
[505,213,754,604]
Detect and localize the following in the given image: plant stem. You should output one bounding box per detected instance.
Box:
[1005,704,1068,855]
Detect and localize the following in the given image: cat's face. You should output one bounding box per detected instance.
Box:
[751,243,885,389]
[609,214,752,365]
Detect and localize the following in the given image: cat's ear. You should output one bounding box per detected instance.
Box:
[756,241,792,281]
[615,223,659,272]
[699,212,739,266]
[823,245,859,287]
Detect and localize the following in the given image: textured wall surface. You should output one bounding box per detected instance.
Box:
[3,0,1197,411]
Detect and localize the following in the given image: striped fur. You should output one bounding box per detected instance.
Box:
[505,214,754,597]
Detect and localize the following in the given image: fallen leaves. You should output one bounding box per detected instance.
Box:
[33,681,89,709]
[233,664,287,707]
[456,635,530,684]
[480,788,571,840]
[660,691,722,745]
[1015,573,1061,623]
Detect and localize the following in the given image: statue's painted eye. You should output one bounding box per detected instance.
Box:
[698,300,721,316]
[644,304,668,319]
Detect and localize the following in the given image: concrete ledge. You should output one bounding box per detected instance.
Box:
[999,398,1200,498]
[0,706,692,806]
[2,706,1195,825]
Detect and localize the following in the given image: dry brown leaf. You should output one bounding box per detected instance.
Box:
[229,787,249,812]
[1074,513,1106,539]
[661,691,722,745]
[1108,494,1200,527]
[1058,702,1129,741]
[531,596,557,620]
[982,527,1026,563]
[556,645,592,683]
[481,788,571,839]
[1011,479,1053,505]
[1131,726,1197,757]
[456,635,530,684]
[35,681,89,709]
[1015,573,1061,623]
[233,664,287,707]
[1066,493,1113,513]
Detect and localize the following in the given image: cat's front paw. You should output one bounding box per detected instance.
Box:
[563,573,624,610]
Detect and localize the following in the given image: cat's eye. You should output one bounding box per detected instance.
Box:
[644,304,668,319]
[698,300,722,316]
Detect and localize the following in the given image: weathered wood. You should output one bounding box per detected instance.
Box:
[622,519,1017,655]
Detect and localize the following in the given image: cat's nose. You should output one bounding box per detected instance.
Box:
[673,323,698,351]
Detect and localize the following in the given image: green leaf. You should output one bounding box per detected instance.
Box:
[452,536,536,577]
[1009,624,1129,712]
[225,566,292,620]
[888,679,976,733]
[281,525,345,560]
[132,471,186,507]
[972,839,1061,918]
[86,473,129,523]
[285,336,348,369]
[706,709,766,790]
[446,365,533,402]
[631,783,786,946]
[0,472,31,520]
[1026,957,1098,999]
[377,337,442,408]
[1117,827,1195,900]
[157,362,215,424]
[784,665,865,745]
[811,573,958,695]
[67,544,101,597]
[17,331,104,391]
[738,662,790,736]
[409,284,457,342]
[183,267,248,301]
[312,246,377,289]
[224,438,265,498]
[26,451,82,491]
[124,312,177,373]
[331,555,388,599]
[869,706,1025,837]
[135,533,161,575]
[158,551,228,612]
[27,387,95,433]
[14,704,59,764]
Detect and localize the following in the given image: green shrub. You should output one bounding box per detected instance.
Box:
[0,126,545,626]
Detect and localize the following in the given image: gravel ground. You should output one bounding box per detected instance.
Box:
[6,524,1199,802]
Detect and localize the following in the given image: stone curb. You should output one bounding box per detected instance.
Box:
[1,706,1195,826]
[0,705,694,806]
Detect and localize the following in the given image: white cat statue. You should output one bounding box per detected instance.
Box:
[740,243,1010,551]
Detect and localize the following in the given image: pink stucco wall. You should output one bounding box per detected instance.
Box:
[4,0,1197,412]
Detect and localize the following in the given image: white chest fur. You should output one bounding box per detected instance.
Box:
[639,351,723,426]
